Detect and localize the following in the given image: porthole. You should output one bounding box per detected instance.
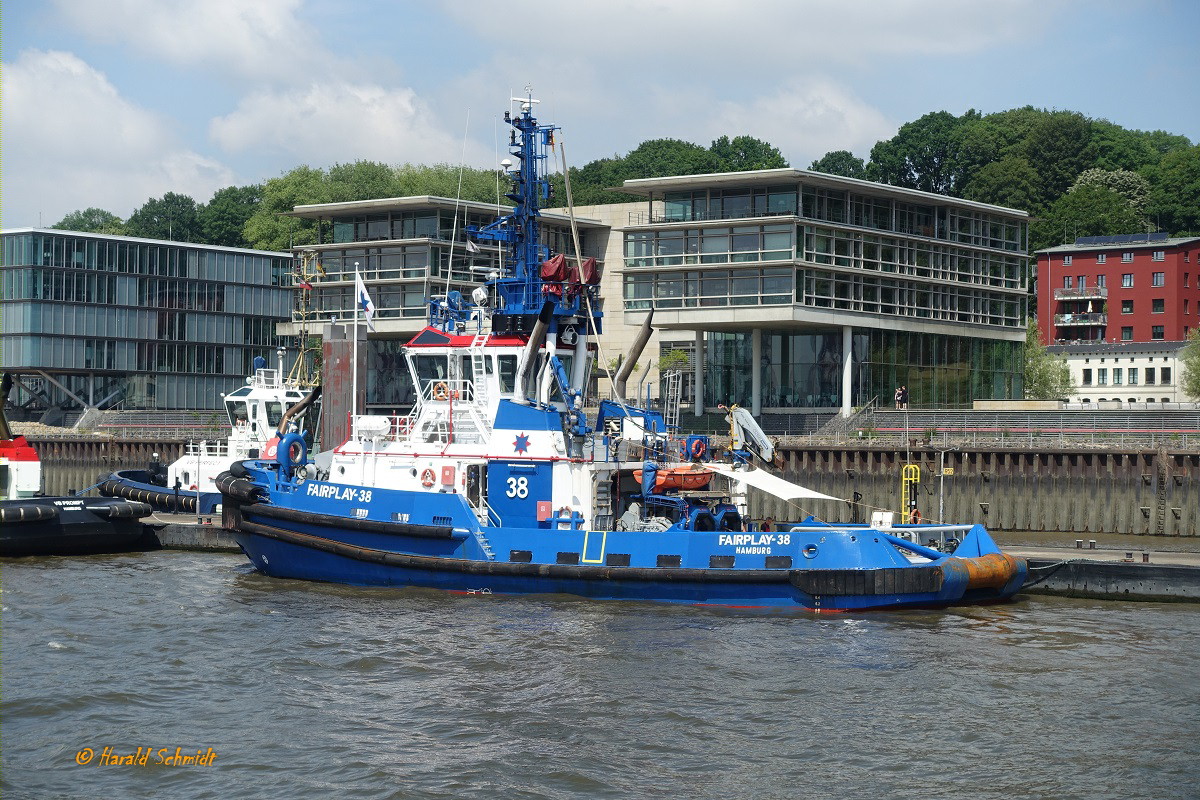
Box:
[802,544,819,559]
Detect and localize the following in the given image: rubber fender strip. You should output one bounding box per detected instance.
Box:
[99,480,197,512]
[238,519,792,585]
[0,503,60,523]
[241,503,459,539]
[84,501,154,519]
[215,472,263,503]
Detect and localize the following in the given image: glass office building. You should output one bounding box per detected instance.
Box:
[1,229,293,415]
[618,171,1029,411]
[281,197,609,411]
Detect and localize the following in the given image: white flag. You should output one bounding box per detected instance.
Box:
[465,238,480,254]
[354,270,376,331]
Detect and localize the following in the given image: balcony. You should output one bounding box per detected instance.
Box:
[1054,313,1107,326]
[1053,286,1108,301]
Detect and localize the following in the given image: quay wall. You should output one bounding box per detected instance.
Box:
[28,437,186,466]
[758,444,1199,537]
[28,436,1199,537]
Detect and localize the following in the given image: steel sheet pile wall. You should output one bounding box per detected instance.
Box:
[756,446,1199,536]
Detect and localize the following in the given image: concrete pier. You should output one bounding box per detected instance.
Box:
[144,513,240,552]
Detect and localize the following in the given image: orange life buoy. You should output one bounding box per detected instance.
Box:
[690,439,706,459]
[432,382,449,400]
[421,468,436,488]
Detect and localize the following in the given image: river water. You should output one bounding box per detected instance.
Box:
[2,550,1198,800]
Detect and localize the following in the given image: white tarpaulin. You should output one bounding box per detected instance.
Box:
[702,464,841,502]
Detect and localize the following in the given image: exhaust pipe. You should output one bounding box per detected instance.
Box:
[614,307,654,400]
[275,385,322,436]
[513,302,555,404]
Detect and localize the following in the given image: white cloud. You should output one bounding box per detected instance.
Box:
[49,0,336,83]
[209,82,465,166]
[1,50,235,227]
[442,0,1047,65]
[706,79,897,165]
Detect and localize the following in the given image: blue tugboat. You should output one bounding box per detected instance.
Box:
[219,95,1026,610]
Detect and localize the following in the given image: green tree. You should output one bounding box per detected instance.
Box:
[394,163,508,204]
[962,156,1040,211]
[51,207,126,234]
[243,166,329,251]
[1033,184,1145,250]
[809,150,867,178]
[1071,168,1151,217]
[710,135,788,171]
[125,192,202,241]
[1147,145,1200,235]
[326,160,404,203]
[868,110,973,194]
[657,350,689,372]
[1022,111,1093,204]
[622,138,723,178]
[200,185,261,248]
[1024,320,1075,400]
[1180,328,1200,400]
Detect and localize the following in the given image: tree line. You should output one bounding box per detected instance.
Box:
[54,109,1197,254]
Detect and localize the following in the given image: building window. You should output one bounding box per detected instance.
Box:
[1152,272,1165,286]
[1152,325,1165,340]
[1152,251,1165,262]
[1063,275,1073,289]
[1122,327,1133,340]
[1122,299,1134,314]
[1122,252,1133,263]
[1078,275,1086,288]
[1153,298,1165,313]
[1186,273,1191,286]
[1098,368,1108,385]
[1097,254,1107,264]
[1122,273,1133,287]
[1128,368,1138,385]
[1187,300,1191,315]
[1146,368,1156,385]
[1063,255,1073,266]
[1097,274,1106,287]
[1113,368,1123,385]
[1082,369,1092,385]
[1161,368,1171,384]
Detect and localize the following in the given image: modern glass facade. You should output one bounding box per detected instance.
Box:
[704,330,1022,409]
[1,229,293,412]
[294,200,602,327]
[620,172,1030,410]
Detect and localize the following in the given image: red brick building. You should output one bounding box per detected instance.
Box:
[1036,234,1200,345]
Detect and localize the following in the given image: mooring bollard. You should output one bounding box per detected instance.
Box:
[1089,540,1097,549]
[1142,552,1150,563]
[1076,540,1083,549]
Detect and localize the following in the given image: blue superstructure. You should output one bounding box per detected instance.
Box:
[219,94,1026,610]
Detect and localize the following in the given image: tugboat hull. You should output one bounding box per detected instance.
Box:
[0,497,154,557]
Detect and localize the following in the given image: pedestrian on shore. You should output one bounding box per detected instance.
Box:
[900,385,909,410]
[894,386,903,409]
[762,517,774,532]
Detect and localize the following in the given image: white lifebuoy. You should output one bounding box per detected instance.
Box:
[421,468,436,488]
[432,382,449,401]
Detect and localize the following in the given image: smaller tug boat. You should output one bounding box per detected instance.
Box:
[1,374,153,557]
[218,94,1026,610]
[99,357,320,514]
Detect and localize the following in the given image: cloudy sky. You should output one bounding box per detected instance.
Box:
[3,0,1197,228]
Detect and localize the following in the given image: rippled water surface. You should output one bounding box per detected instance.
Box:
[3,551,1199,800]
